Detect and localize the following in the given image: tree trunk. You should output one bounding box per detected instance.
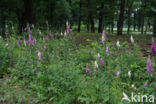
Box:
[127,7,131,34]
[17,9,25,34]
[98,3,104,33]
[1,7,5,38]
[117,0,125,35]
[88,0,95,33]
[23,0,34,24]
[78,0,82,32]
[111,20,114,33]
[141,18,144,34]
[153,18,156,36]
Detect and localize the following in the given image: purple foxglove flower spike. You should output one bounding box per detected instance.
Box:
[144,82,147,88]
[116,72,120,78]
[147,58,154,73]
[102,31,106,44]
[45,36,49,42]
[49,32,53,40]
[129,47,133,54]
[5,29,8,35]
[86,66,91,75]
[5,44,8,47]
[24,41,28,46]
[100,58,104,68]
[67,26,71,34]
[46,20,48,25]
[150,38,156,56]
[154,85,156,89]
[106,46,110,56]
[17,39,22,47]
[88,51,91,54]
[32,24,34,29]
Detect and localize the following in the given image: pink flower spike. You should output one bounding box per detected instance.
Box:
[116,72,120,78]
[86,66,91,75]
[100,58,104,68]
[144,82,147,88]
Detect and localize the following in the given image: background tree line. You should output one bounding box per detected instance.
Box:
[0,0,156,37]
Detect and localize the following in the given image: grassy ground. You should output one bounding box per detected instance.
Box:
[0,32,154,104]
[75,32,153,57]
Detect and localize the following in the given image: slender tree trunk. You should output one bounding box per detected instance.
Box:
[88,0,95,33]
[1,7,5,38]
[111,20,114,33]
[98,3,104,33]
[23,0,34,24]
[117,0,125,35]
[87,17,90,32]
[49,1,53,27]
[78,0,82,32]
[127,7,131,34]
[153,18,156,36]
[141,18,144,34]
[17,9,25,34]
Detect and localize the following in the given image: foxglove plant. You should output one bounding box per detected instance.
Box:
[100,58,104,68]
[106,46,110,56]
[150,38,156,56]
[128,71,131,78]
[64,32,67,38]
[17,39,22,47]
[49,32,53,40]
[24,40,28,46]
[102,31,106,44]
[116,41,120,49]
[147,58,154,73]
[67,26,71,34]
[116,72,120,78]
[144,82,147,88]
[86,66,91,75]
[94,61,98,69]
[130,35,134,43]
[154,85,156,89]
[45,36,49,42]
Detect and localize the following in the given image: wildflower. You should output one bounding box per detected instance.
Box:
[45,36,49,42]
[130,35,134,43]
[86,66,91,75]
[46,20,48,25]
[5,44,8,47]
[97,53,100,59]
[144,82,147,88]
[28,28,32,35]
[17,39,22,47]
[37,29,42,35]
[102,31,106,44]
[38,52,43,60]
[100,58,104,68]
[116,72,120,78]
[94,61,98,69]
[88,51,91,54]
[5,29,8,35]
[147,58,154,73]
[24,40,28,46]
[154,85,156,89]
[129,47,133,54]
[49,32,53,40]
[128,71,131,78]
[61,32,63,36]
[64,31,67,38]
[32,24,34,29]
[150,38,156,56]
[116,41,120,48]
[106,46,110,56]
[5,24,8,28]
